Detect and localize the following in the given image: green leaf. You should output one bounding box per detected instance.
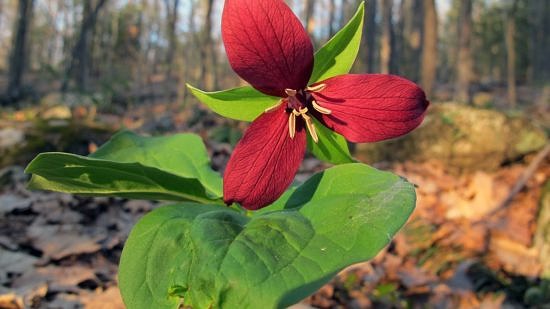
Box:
[26,131,223,204]
[309,2,365,83]
[304,2,364,164]
[119,163,415,309]
[307,117,354,164]
[188,84,280,122]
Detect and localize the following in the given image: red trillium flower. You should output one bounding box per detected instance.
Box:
[222,0,429,210]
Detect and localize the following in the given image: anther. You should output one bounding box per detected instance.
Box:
[288,113,296,139]
[306,84,326,92]
[302,114,319,143]
[285,89,297,97]
[312,101,332,114]
[264,100,283,113]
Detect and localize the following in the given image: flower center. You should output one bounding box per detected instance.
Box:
[264,84,331,143]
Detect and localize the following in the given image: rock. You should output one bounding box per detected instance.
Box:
[0,117,114,169]
[39,105,72,120]
[472,92,494,107]
[40,92,95,108]
[355,103,548,171]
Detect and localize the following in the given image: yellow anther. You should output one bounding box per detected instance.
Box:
[303,115,319,143]
[312,101,332,114]
[264,100,283,113]
[306,84,327,92]
[299,107,309,114]
[285,89,297,97]
[288,113,296,139]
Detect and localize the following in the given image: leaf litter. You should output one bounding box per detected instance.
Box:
[0,128,549,308]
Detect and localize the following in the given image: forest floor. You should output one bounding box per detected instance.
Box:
[0,101,549,309]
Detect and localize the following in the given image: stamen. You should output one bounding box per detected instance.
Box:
[306,84,326,92]
[312,101,332,114]
[285,89,297,97]
[288,113,296,139]
[289,107,319,143]
[264,100,283,113]
[302,114,319,143]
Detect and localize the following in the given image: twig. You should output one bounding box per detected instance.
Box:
[479,143,550,222]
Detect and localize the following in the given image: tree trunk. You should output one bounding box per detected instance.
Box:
[399,0,423,81]
[61,0,108,92]
[304,0,316,35]
[5,0,35,103]
[328,0,337,38]
[164,0,180,70]
[454,0,473,103]
[361,0,377,72]
[199,0,217,90]
[380,0,396,74]
[0,1,4,29]
[421,0,438,97]
[528,0,550,84]
[181,0,198,101]
[505,1,518,107]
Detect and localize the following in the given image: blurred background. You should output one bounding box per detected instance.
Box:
[0,0,549,308]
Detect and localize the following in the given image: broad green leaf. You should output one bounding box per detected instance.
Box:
[26,131,223,204]
[119,163,416,309]
[187,84,280,122]
[307,118,354,164]
[309,2,365,83]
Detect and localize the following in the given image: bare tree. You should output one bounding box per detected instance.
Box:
[62,0,108,92]
[505,0,518,107]
[5,0,35,102]
[454,0,473,103]
[528,0,550,84]
[0,1,4,27]
[199,0,217,90]
[380,0,396,74]
[328,0,337,37]
[421,0,438,97]
[304,0,316,35]
[360,0,377,72]
[399,0,423,81]
[164,0,180,76]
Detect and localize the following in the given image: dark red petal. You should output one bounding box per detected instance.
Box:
[222,0,314,97]
[311,74,430,143]
[223,104,307,210]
